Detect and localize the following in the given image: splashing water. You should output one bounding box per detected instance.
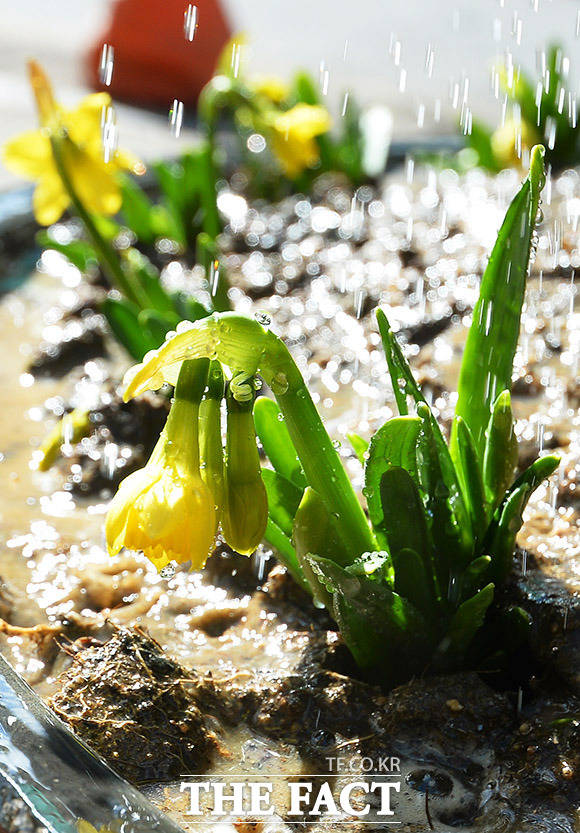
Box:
[98,44,114,87]
[169,100,184,138]
[184,4,198,41]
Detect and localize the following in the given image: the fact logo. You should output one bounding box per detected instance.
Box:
[180,756,402,823]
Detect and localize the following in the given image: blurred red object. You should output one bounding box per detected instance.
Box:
[86,0,231,108]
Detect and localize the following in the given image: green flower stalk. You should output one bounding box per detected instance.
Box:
[221,373,268,555]
[199,361,225,517]
[123,315,376,559]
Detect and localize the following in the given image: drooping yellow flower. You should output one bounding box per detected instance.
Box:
[269,104,332,178]
[491,118,539,169]
[3,61,142,225]
[251,75,290,104]
[106,360,217,571]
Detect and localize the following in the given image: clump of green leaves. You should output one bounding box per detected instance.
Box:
[114,146,556,687]
[255,145,557,683]
[467,44,580,172]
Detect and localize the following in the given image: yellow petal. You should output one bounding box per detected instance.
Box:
[33,171,70,225]
[66,92,112,152]
[64,143,122,217]
[274,104,332,141]
[251,75,289,104]
[28,60,58,127]
[2,130,52,180]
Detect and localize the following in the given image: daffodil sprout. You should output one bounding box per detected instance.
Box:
[122,313,376,560]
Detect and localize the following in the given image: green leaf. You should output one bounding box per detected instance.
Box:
[440,583,494,660]
[306,555,431,677]
[292,71,321,105]
[263,518,309,592]
[416,403,471,579]
[347,432,369,465]
[376,308,424,416]
[120,175,156,245]
[138,309,172,347]
[376,311,469,545]
[465,119,500,173]
[505,453,560,506]
[452,145,545,455]
[379,468,436,614]
[101,297,155,360]
[453,416,488,545]
[196,232,231,313]
[254,397,306,489]
[261,468,303,538]
[486,485,528,583]
[486,453,560,583]
[171,292,211,322]
[37,232,96,273]
[483,390,518,511]
[123,248,177,317]
[364,416,421,548]
[458,555,491,603]
[293,488,351,607]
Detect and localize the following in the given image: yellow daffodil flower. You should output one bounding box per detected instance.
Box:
[269,104,332,178]
[3,61,142,225]
[491,118,539,169]
[251,75,290,104]
[106,360,217,571]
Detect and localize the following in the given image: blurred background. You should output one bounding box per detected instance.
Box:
[1,0,579,188]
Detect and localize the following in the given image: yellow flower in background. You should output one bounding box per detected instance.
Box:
[269,104,332,178]
[251,75,290,104]
[491,118,539,169]
[106,360,217,572]
[3,61,142,225]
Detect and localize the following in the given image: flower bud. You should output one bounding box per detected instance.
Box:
[221,374,268,555]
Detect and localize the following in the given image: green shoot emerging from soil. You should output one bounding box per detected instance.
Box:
[116,145,558,685]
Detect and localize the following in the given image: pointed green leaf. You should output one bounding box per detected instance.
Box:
[306,554,432,676]
[486,453,559,583]
[254,397,306,489]
[261,468,303,538]
[120,175,156,245]
[293,488,350,607]
[263,518,309,592]
[416,403,471,582]
[440,583,494,660]
[102,297,154,360]
[453,145,545,455]
[138,309,172,347]
[347,432,369,465]
[364,416,421,548]
[453,416,488,544]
